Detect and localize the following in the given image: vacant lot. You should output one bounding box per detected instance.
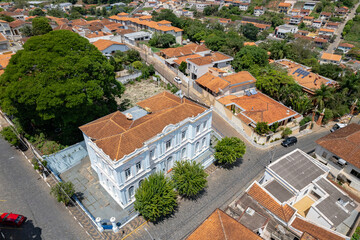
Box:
[117,78,173,108]
[345,21,360,43]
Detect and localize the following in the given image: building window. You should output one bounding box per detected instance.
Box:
[125,168,131,180]
[150,149,155,160]
[195,142,200,153]
[181,148,187,159]
[128,186,134,200]
[166,139,172,151]
[322,152,327,158]
[182,130,187,141]
[202,137,206,148]
[350,169,360,180]
[203,121,207,129]
[136,162,142,172]
[196,125,200,134]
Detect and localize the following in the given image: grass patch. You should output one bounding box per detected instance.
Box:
[345,20,360,42]
[142,7,153,11]
[352,226,360,240]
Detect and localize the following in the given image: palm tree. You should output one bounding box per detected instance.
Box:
[312,84,335,110]
[340,74,360,97]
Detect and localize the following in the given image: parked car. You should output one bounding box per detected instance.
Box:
[330,123,347,132]
[174,77,182,84]
[0,213,27,227]
[281,136,297,147]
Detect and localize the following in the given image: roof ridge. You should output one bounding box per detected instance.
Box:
[217,209,228,240]
[109,116,126,132]
[115,134,123,160]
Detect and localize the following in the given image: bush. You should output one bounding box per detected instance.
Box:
[323,108,334,123]
[0,126,20,147]
[50,181,75,205]
[299,116,312,126]
[281,127,292,138]
[132,61,143,70]
[255,122,270,135]
[134,172,177,222]
[172,160,208,198]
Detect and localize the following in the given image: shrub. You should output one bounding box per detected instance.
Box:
[0,126,20,147]
[172,160,208,198]
[214,137,246,165]
[281,127,292,138]
[255,122,270,135]
[50,181,75,205]
[323,108,334,124]
[299,116,312,126]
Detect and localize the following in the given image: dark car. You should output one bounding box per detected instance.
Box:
[0,213,27,227]
[281,136,297,147]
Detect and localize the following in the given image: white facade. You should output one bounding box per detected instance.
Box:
[83,108,213,208]
[275,24,298,38]
[0,21,11,36]
[254,8,264,17]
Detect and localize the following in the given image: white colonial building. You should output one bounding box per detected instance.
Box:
[80,92,213,208]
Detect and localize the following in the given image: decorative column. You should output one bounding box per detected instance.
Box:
[110,217,119,233]
[95,217,104,233]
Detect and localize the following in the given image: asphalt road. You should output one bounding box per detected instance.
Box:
[126,113,330,240]
[0,138,89,240]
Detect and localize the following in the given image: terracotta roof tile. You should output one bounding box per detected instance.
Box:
[278,2,291,7]
[321,53,342,62]
[85,31,112,38]
[291,217,346,240]
[0,52,13,70]
[9,19,25,28]
[339,43,354,48]
[196,72,229,94]
[173,54,201,65]
[188,52,232,66]
[247,182,296,223]
[92,39,124,51]
[316,123,360,168]
[80,92,207,161]
[187,209,262,240]
[160,43,209,58]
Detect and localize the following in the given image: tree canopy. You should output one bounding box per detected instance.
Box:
[134,172,177,222]
[32,17,53,36]
[242,23,259,41]
[149,33,176,48]
[0,30,124,145]
[172,160,208,198]
[233,46,268,71]
[214,137,246,165]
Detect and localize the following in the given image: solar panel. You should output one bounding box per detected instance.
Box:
[293,68,310,78]
[250,89,257,95]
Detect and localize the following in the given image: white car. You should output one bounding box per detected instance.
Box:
[330,123,347,132]
[174,77,182,84]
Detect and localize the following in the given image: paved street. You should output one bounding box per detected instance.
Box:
[0,138,89,240]
[326,1,360,53]
[126,112,330,240]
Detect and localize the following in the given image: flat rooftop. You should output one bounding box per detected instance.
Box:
[268,149,328,191]
[264,180,294,203]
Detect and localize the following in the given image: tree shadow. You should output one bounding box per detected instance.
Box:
[214,157,244,170]
[180,188,208,202]
[150,204,179,225]
[1,219,42,240]
[74,191,85,201]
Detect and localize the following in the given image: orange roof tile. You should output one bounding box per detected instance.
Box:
[9,19,25,28]
[291,217,346,240]
[0,52,13,69]
[219,92,299,125]
[160,43,209,58]
[92,39,124,51]
[187,209,262,240]
[278,2,291,7]
[247,182,296,222]
[319,28,334,33]
[244,42,256,46]
[321,53,342,62]
[196,72,229,94]
[105,22,123,31]
[173,54,201,65]
[85,31,112,38]
[0,33,7,42]
[188,52,232,66]
[80,92,207,161]
[339,43,354,48]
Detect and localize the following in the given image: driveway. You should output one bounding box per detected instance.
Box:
[0,138,89,240]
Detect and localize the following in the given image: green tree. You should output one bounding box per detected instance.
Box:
[281,127,292,138]
[312,84,335,110]
[172,160,208,198]
[0,126,20,147]
[242,23,259,41]
[29,8,45,16]
[20,25,33,37]
[315,63,343,81]
[47,8,65,18]
[179,61,187,75]
[134,172,177,222]
[32,17,52,36]
[205,34,226,51]
[0,14,15,22]
[233,46,268,71]
[132,61,143,70]
[255,122,270,135]
[214,137,246,165]
[149,33,176,48]
[50,181,75,205]
[0,30,124,145]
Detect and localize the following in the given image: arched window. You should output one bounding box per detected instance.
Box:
[167,156,173,171]
[181,148,187,159]
[195,142,200,153]
[128,186,134,200]
[202,137,206,148]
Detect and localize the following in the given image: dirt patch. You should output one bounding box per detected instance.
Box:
[117,79,171,108]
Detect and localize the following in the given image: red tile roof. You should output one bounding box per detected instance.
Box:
[80,92,207,161]
[188,52,232,66]
[160,43,209,58]
[247,182,296,223]
[187,209,262,240]
[316,123,360,168]
[92,39,124,51]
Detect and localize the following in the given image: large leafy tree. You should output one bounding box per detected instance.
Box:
[0,30,124,144]
[172,160,208,198]
[32,17,53,36]
[232,46,268,71]
[312,84,335,110]
[242,23,259,41]
[134,172,177,222]
[50,181,75,205]
[214,137,246,165]
[29,8,45,16]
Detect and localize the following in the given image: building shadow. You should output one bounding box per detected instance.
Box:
[0,220,42,240]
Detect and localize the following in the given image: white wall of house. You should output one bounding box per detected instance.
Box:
[83,108,213,208]
[0,22,11,36]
